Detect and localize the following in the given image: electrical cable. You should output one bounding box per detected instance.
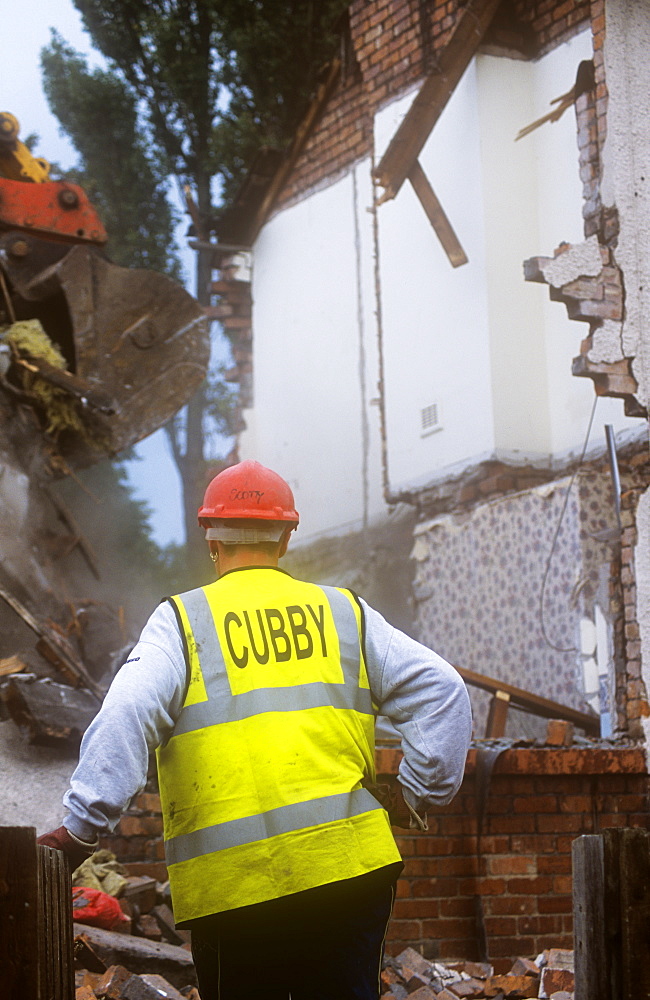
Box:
[539,394,598,653]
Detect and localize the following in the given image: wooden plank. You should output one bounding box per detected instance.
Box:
[0,827,40,999]
[374,0,503,201]
[454,663,600,735]
[0,654,27,676]
[573,835,607,1000]
[39,846,75,1000]
[408,160,468,267]
[0,587,102,700]
[612,828,650,1000]
[485,690,510,737]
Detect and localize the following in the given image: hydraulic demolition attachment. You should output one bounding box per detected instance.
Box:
[0,112,209,463]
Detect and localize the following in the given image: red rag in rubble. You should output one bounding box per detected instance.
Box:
[72,886,130,931]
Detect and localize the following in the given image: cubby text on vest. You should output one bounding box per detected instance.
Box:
[222,603,329,667]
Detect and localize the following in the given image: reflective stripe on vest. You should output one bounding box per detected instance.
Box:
[171,581,373,734]
[157,568,401,922]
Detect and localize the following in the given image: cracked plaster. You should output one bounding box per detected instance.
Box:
[539,235,603,288]
[588,318,625,363]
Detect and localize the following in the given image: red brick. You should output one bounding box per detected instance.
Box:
[536,813,585,833]
[488,855,537,876]
[538,894,573,914]
[517,914,564,935]
[514,795,557,814]
[439,896,476,918]
[483,915,518,936]
[117,815,163,837]
[132,792,161,813]
[486,895,537,916]
[506,876,553,895]
[537,854,571,875]
[392,898,439,919]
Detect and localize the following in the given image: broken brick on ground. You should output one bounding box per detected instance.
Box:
[380,946,575,1000]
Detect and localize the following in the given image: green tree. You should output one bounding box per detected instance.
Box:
[41,31,181,278]
[43,0,348,575]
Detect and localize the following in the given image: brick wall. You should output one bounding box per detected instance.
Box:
[377,744,650,972]
[614,450,650,737]
[101,743,649,972]
[275,0,591,212]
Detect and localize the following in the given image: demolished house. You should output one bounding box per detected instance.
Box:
[194,0,650,969]
[4,1,650,989]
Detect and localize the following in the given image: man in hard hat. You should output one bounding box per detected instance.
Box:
[39,460,472,1000]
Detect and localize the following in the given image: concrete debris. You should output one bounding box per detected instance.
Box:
[72,859,195,997]
[381,946,575,1000]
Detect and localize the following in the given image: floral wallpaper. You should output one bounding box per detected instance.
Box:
[411,471,617,739]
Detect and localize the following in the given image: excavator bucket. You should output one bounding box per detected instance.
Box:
[0,230,210,464]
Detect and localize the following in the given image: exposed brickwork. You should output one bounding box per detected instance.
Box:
[522,1,647,419]
[101,781,165,864]
[524,240,644,416]
[613,448,650,737]
[275,0,590,213]
[208,255,252,420]
[511,0,591,55]
[377,744,650,971]
[98,744,649,971]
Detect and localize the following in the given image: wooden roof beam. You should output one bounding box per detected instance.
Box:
[373,0,504,203]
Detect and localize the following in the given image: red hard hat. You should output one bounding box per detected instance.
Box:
[198,460,299,526]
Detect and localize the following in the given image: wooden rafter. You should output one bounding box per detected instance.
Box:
[408,160,468,267]
[373,0,504,203]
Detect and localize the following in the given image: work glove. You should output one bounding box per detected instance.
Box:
[362,778,417,829]
[37,826,99,872]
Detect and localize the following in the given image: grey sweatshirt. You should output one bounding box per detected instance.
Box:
[63,591,472,842]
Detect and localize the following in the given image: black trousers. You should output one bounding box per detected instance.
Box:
[189,865,401,1000]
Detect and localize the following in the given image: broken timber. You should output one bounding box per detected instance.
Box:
[573,828,650,1000]
[0,826,75,1000]
[455,664,600,737]
[0,586,102,700]
[373,0,503,202]
[407,161,468,267]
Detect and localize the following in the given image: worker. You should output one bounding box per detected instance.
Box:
[39,460,472,1000]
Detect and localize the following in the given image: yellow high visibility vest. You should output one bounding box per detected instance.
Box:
[157,567,401,924]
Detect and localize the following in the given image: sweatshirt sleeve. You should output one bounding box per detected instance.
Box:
[62,602,186,842]
[361,598,472,813]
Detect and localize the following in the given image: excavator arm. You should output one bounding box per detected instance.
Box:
[0,112,209,464]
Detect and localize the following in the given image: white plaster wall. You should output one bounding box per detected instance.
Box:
[478,34,639,464]
[242,26,644,543]
[240,165,386,540]
[376,63,495,492]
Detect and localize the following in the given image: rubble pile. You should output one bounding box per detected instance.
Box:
[381,947,575,1000]
[72,859,197,998]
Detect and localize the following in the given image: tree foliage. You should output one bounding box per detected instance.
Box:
[65,0,349,209]
[41,31,181,277]
[40,0,348,571]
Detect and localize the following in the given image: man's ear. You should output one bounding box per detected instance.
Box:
[278,527,293,559]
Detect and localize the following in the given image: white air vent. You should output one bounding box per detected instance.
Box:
[420,402,442,436]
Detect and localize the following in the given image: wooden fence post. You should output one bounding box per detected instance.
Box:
[1,826,41,998]
[573,834,608,1000]
[603,827,650,1000]
[0,826,74,1000]
[40,842,75,999]
[574,828,650,1000]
